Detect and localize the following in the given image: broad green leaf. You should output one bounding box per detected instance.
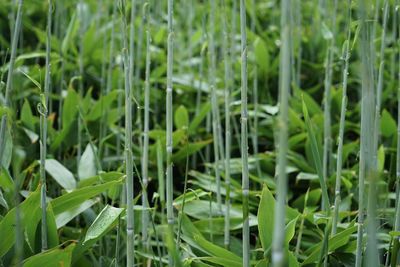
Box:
[21,99,36,130]
[200,257,242,267]
[85,90,122,121]
[0,188,40,257]
[189,102,211,134]
[23,242,75,267]
[78,144,97,180]
[172,140,212,162]
[78,172,124,188]
[46,203,59,249]
[55,199,97,228]
[45,159,76,190]
[258,185,275,251]
[83,205,124,244]
[302,225,357,265]
[62,89,79,129]
[285,217,298,244]
[51,179,123,216]
[174,105,189,129]
[288,251,299,267]
[254,37,269,73]
[380,109,396,137]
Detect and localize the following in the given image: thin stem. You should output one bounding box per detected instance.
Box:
[332,0,352,236]
[141,1,150,250]
[239,0,250,266]
[220,0,231,249]
[120,1,135,266]
[272,0,291,265]
[166,0,175,264]
[0,0,23,164]
[322,0,338,209]
[209,0,222,214]
[355,1,376,266]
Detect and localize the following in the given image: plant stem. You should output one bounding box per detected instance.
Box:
[141,1,150,250]
[166,0,175,263]
[272,0,291,265]
[209,0,223,214]
[239,0,250,266]
[332,0,352,236]
[77,0,85,176]
[322,0,337,209]
[220,0,231,250]
[0,0,23,165]
[250,0,261,179]
[355,1,376,265]
[39,0,52,252]
[120,0,135,265]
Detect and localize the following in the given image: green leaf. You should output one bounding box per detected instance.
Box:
[302,98,330,211]
[200,257,242,267]
[55,199,97,228]
[172,140,212,162]
[21,99,36,130]
[254,37,269,73]
[377,145,385,173]
[0,189,8,210]
[83,205,124,244]
[51,179,123,216]
[78,144,97,180]
[321,22,333,39]
[302,225,357,265]
[380,109,396,137]
[62,13,79,54]
[0,188,40,257]
[19,69,41,90]
[1,129,12,169]
[285,216,298,244]
[174,105,189,129]
[62,89,79,129]
[189,102,211,134]
[46,203,60,249]
[23,242,75,267]
[258,185,275,252]
[45,159,76,190]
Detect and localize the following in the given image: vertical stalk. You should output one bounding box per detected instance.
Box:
[166,0,175,263]
[355,0,376,265]
[250,0,261,179]
[239,0,250,266]
[2,1,23,264]
[322,0,338,205]
[272,0,291,266]
[141,1,150,250]
[372,0,389,169]
[332,0,352,235]
[0,0,23,165]
[220,0,231,249]
[368,3,389,264]
[120,0,135,266]
[39,0,52,252]
[77,0,84,175]
[191,15,206,169]
[209,0,223,213]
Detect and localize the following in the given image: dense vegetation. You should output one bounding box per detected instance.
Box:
[0,0,399,266]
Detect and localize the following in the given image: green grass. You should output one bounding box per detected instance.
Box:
[0,0,399,266]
